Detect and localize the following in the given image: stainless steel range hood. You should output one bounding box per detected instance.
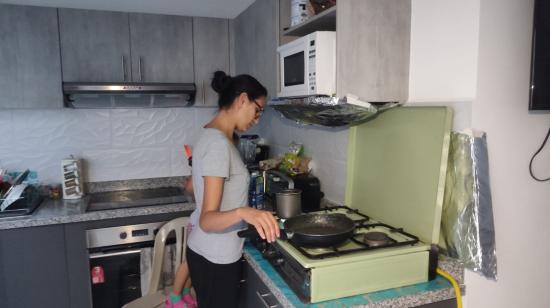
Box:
[63,82,196,108]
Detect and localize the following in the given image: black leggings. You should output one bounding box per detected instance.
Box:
[186,247,242,308]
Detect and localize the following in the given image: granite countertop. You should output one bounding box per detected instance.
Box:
[243,243,465,308]
[0,177,195,230]
[0,197,195,230]
[1,177,465,307]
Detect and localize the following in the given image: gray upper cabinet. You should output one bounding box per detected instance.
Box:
[0,4,62,109]
[59,9,194,83]
[58,9,131,82]
[193,17,230,106]
[233,0,278,98]
[336,0,411,102]
[129,14,194,83]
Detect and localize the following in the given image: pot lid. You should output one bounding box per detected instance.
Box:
[345,107,452,244]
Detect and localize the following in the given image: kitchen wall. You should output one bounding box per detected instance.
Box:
[259,0,479,203]
[468,0,550,308]
[258,110,350,202]
[0,108,216,183]
[261,1,550,308]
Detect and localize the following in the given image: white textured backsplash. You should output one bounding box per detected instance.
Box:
[0,108,216,184]
[258,109,349,203]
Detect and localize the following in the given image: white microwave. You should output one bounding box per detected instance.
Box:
[277,31,336,98]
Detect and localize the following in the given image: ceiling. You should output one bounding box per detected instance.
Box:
[0,0,256,18]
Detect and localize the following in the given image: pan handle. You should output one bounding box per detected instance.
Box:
[237,226,259,238]
[238,226,289,240]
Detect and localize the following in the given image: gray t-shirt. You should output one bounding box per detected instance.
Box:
[187,128,249,264]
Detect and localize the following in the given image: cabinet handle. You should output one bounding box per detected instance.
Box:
[89,249,142,259]
[139,56,143,82]
[121,56,127,81]
[255,291,278,308]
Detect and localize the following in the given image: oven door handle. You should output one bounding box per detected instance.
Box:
[89,248,142,259]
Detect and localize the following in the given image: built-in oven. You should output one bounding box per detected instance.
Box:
[86,221,172,308]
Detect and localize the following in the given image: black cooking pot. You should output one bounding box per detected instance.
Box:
[237,213,355,248]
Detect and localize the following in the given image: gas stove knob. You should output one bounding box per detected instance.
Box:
[257,242,267,251]
[119,232,128,240]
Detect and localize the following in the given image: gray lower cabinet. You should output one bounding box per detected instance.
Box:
[240,259,282,308]
[233,0,278,98]
[0,4,63,109]
[193,17,231,106]
[0,225,70,308]
[129,13,194,83]
[58,9,132,83]
[336,0,411,102]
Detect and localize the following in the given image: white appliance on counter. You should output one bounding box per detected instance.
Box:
[277,31,336,98]
[62,156,84,199]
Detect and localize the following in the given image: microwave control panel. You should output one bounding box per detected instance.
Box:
[308,39,316,92]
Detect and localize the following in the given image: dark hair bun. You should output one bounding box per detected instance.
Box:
[211,71,232,93]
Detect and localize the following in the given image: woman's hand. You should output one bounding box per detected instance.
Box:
[237,207,280,242]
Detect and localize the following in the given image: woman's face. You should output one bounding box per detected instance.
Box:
[235,94,266,132]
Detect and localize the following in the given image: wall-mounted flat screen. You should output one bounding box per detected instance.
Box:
[530,0,550,110]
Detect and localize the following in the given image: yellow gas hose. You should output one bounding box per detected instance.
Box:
[436,268,462,308]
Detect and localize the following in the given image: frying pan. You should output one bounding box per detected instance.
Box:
[237,213,355,247]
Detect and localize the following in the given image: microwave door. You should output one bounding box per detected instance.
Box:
[284,51,305,87]
[279,45,309,97]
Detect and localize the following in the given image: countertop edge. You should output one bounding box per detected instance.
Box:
[0,201,196,230]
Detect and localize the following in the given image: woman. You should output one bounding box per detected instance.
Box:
[186,71,280,308]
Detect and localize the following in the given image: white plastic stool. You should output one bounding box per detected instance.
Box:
[122,216,189,308]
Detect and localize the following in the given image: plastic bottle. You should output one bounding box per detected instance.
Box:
[255,173,264,210]
[249,171,259,208]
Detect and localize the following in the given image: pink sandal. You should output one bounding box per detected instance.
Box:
[182,294,198,308]
[165,297,188,308]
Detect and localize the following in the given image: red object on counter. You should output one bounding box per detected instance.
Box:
[183,144,192,159]
[91,266,105,284]
[184,144,193,167]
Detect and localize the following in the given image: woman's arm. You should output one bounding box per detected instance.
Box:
[199,176,280,242]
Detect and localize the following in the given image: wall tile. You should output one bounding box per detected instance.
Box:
[11,110,68,151]
[310,158,347,203]
[60,109,111,149]
[260,108,300,148]
[82,147,171,182]
[258,110,350,202]
[111,109,166,147]
[170,146,192,176]
[154,108,196,145]
[295,125,349,160]
[1,107,214,183]
[11,109,110,151]
[0,111,13,150]
[0,149,81,183]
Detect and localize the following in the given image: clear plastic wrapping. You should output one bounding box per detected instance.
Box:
[440,130,498,280]
[269,95,400,127]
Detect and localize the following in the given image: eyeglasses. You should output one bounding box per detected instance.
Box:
[251,99,264,118]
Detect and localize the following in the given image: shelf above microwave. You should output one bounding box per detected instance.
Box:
[283,6,336,37]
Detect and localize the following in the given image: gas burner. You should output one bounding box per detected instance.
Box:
[303,247,334,254]
[363,231,393,247]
